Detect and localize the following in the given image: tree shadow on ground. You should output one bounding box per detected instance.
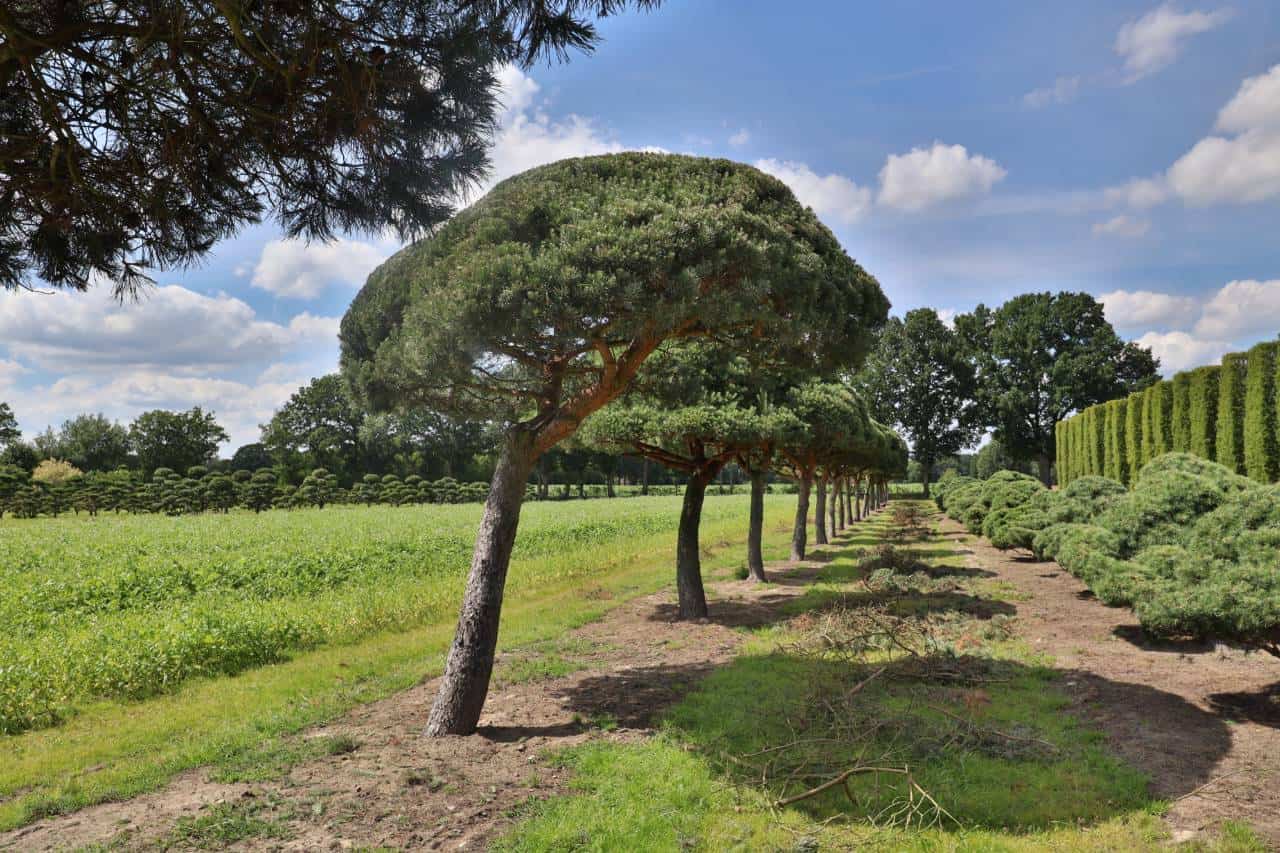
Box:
[1111,624,1216,655]
[1208,680,1280,728]
[554,652,1233,829]
[917,564,996,579]
[646,594,810,629]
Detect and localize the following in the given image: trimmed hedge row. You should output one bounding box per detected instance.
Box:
[1059,341,1280,486]
[937,456,1280,655]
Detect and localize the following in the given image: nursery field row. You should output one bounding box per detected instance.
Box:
[935,455,1280,654]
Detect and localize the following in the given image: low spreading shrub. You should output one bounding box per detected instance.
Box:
[943,453,1280,656]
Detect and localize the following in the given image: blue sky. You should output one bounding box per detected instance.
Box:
[2,0,1279,449]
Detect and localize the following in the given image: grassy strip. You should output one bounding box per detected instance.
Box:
[0,496,794,832]
[497,503,1269,852]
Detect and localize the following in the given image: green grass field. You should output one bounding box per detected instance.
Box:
[0,494,789,830]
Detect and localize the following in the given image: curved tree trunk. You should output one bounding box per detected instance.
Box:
[426,432,537,736]
[790,473,811,561]
[746,469,768,582]
[814,475,828,545]
[676,468,714,619]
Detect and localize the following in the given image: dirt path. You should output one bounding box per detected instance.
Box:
[940,518,1280,846]
[2,557,830,852]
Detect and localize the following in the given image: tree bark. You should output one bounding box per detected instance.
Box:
[1037,454,1053,487]
[836,477,846,530]
[921,464,931,498]
[828,477,839,534]
[641,457,649,496]
[790,473,811,561]
[425,432,538,737]
[676,467,714,619]
[844,477,854,523]
[814,475,828,545]
[746,469,768,582]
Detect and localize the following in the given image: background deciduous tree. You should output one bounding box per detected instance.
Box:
[128,408,229,476]
[957,292,1159,485]
[33,414,130,472]
[262,375,364,483]
[0,402,19,446]
[856,308,979,496]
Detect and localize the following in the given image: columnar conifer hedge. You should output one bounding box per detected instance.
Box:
[1217,352,1247,475]
[1244,341,1279,483]
[1150,381,1172,458]
[1123,389,1143,486]
[1139,384,1156,470]
[1188,366,1219,462]
[1171,372,1191,453]
[1059,345,1280,487]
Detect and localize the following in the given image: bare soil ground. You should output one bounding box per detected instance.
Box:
[7,510,1280,850]
[940,518,1280,846]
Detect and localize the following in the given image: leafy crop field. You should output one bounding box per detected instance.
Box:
[0,496,756,736]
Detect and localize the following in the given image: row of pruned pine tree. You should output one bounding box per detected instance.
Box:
[1057,340,1280,486]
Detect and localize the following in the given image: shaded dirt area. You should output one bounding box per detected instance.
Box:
[939,517,1280,846]
[1,553,833,852]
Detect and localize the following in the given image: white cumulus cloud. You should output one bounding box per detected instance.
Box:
[1215,64,1280,133]
[754,158,874,225]
[1136,330,1234,375]
[1167,130,1280,205]
[1092,215,1151,238]
[877,143,1007,212]
[1104,64,1280,208]
[728,128,751,147]
[1102,177,1170,209]
[251,237,393,299]
[480,66,655,194]
[1193,279,1280,340]
[1163,64,1280,206]
[1023,76,1081,108]
[1115,4,1232,83]
[1098,289,1197,329]
[0,286,335,373]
